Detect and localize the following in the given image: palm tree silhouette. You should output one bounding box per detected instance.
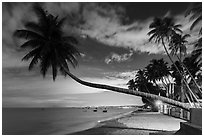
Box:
[127,79,136,90]
[145,59,171,96]
[14,5,80,81]
[183,55,202,99]
[135,69,162,111]
[169,33,202,98]
[15,4,192,110]
[148,17,201,106]
[145,59,170,86]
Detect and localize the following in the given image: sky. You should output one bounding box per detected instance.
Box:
[2,2,201,107]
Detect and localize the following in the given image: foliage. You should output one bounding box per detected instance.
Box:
[14,3,81,81]
[185,3,202,34]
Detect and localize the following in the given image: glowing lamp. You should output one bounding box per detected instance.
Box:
[155,100,162,106]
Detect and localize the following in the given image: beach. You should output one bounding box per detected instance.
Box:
[3,107,187,135]
[71,111,186,135]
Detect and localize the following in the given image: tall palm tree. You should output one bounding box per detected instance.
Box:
[148,17,183,77]
[169,33,189,103]
[169,33,202,96]
[148,17,201,106]
[171,61,198,106]
[15,4,192,111]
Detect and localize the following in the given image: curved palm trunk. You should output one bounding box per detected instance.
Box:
[161,39,201,107]
[175,54,202,95]
[65,70,190,111]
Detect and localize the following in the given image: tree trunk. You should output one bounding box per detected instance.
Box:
[65,70,190,111]
[180,51,185,104]
[175,54,202,95]
[161,39,201,106]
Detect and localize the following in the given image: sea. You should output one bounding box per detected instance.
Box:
[2,107,137,135]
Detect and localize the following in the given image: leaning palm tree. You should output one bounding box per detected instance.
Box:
[148,17,182,70]
[169,33,202,96]
[148,17,201,106]
[15,4,192,110]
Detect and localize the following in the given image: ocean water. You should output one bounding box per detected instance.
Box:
[2,107,136,135]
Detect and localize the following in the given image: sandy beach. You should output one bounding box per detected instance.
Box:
[71,111,186,135]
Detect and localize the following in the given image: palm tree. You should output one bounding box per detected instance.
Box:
[14,5,80,81]
[135,69,150,93]
[134,69,156,109]
[185,3,202,34]
[148,17,183,78]
[127,79,136,90]
[169,33,190,59]
[15,4,192,111]
[169,33,202,97]
[145,59,170,88]
[192,38,202,67]
[185,3,202,76]
[183,55,202,99]
[169,33,189,103]
[148,17,201,106]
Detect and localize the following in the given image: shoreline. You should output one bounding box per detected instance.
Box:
[70,110,186,135]
[68,109,137,135]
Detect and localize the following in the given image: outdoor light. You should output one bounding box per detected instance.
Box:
[155,100,163,106]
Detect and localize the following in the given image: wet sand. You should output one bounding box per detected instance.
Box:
[70,111,186,135]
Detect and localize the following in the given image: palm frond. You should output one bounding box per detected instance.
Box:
[22,47,42,61]
[174,24,182,28]
[28,53,41,70]
[51,58,58,81]
[20,39,44,48]
[190,16,202,30]
[40,54,51,78]
[57,17,67,28]
[14,29,43,40]
[32,3,47,24]
[24,22,43,34]
[174,28,183,34]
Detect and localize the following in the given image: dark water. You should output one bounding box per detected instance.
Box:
[2,107,136,135]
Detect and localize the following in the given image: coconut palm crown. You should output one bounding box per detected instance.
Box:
[14,4,81,81]
[148,17,182,43]
[169,33,191,57]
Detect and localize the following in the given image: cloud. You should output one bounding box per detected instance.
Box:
[3,3,199,70]
[75,4,199,54]
[105,50,134,64]
[104,70,137,80]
